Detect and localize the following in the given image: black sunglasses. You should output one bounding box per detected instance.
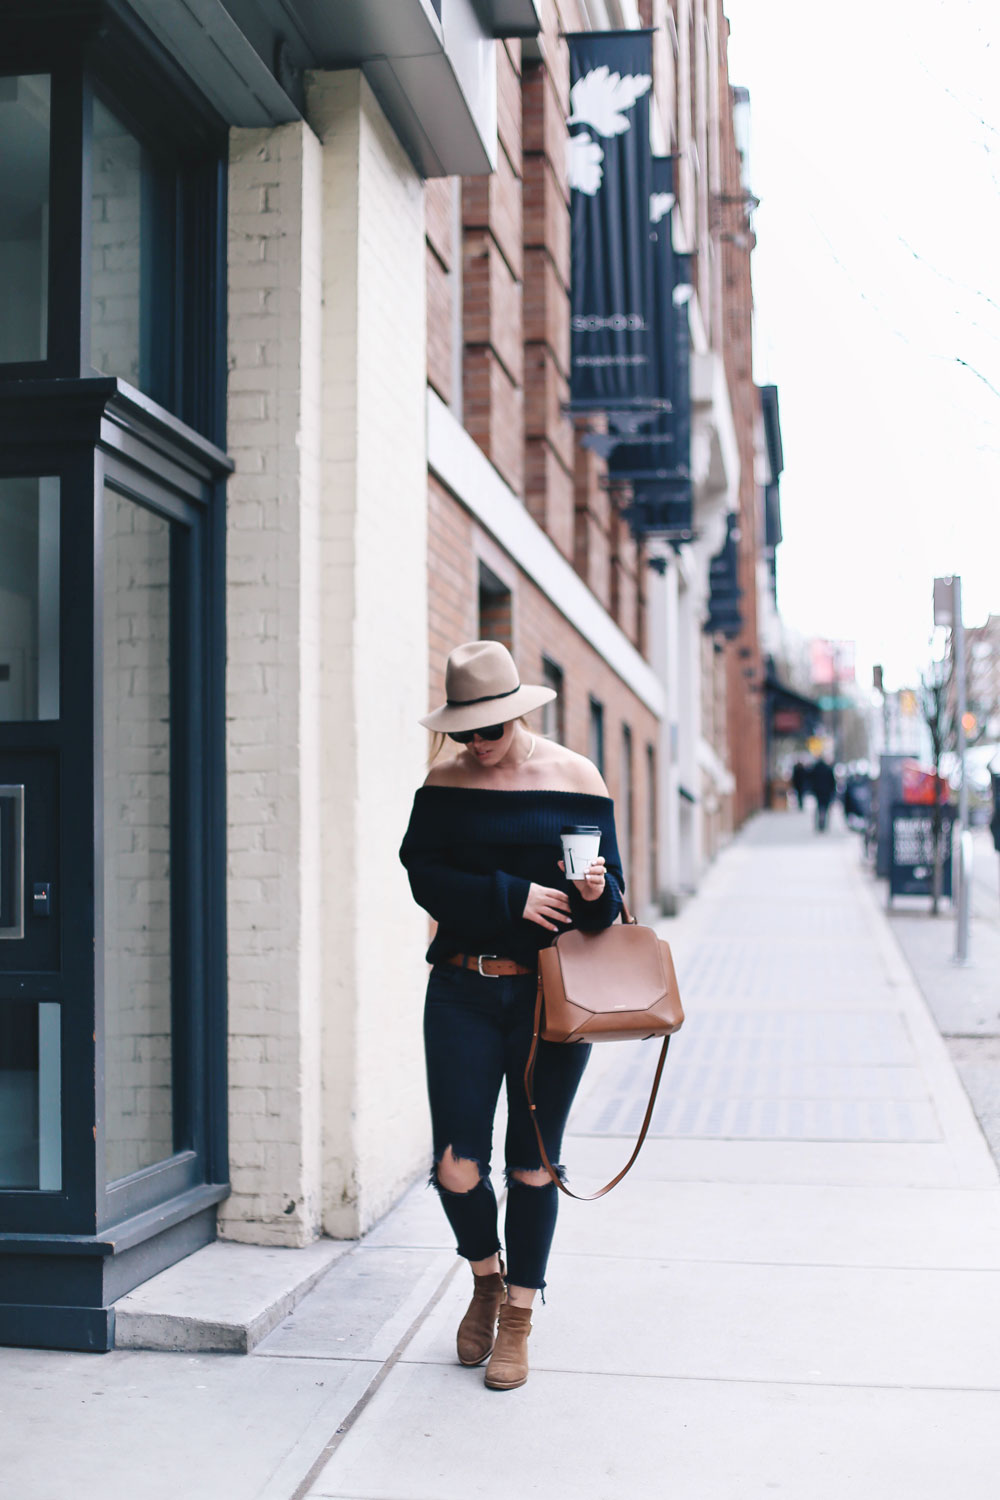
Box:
[447,723,506,745]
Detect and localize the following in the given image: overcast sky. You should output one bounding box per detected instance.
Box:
[724,0,1000,694]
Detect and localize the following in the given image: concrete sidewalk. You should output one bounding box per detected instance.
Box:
[5,811,1000,1500]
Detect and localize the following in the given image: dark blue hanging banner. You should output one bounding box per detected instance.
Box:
[704,511,743,638]
[670,252,693,491]
[566,30,656,410]
[607,155,686,484]
[624,481,694,539]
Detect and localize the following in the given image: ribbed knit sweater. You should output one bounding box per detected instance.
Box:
[399,786,624,967]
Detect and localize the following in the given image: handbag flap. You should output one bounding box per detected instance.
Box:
[551,923,668,1016]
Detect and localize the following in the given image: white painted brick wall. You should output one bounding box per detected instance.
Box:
[222,121,324,1246]
[307,71,430,1238]
[102,492,173,1181]
[90,105,142,387]
[222,77,429,1247]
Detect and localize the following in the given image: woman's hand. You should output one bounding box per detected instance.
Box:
[559,857,607,902]
[522,882,573,931]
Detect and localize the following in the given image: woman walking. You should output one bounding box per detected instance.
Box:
[399,640,624,1390]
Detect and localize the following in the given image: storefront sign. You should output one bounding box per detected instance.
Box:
[888,802,954,899]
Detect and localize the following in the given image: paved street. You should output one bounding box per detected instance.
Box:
[971,828,1000,931]
[5,809,1000,1500]
[889,823,1000,1170]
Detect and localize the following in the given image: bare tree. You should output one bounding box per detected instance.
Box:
[837,703,871,764]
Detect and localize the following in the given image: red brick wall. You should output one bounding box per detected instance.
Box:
[426,479,661,907]
[460,42,526,495]
[717,2,765,827]
[423,10,674,912]
[522,40,575,556]
[423,13,639,641]
[426,178,454,405]
[428,475,478,708]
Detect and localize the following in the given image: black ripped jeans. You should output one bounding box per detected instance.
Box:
[424,961,591,1291]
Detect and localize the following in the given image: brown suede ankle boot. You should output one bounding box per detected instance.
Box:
[484,1301,532,1390]
[456,1268,506,1367]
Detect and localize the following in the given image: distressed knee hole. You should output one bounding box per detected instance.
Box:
[509,1167,551,1188]
[434,1146,484,1195]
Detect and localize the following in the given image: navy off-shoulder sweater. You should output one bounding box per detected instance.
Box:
[399,786,624,968]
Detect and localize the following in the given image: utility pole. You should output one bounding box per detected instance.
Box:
[934,576,971,962]
[953,576,969,834]
[874,663,889,754]
[833,641,841,764]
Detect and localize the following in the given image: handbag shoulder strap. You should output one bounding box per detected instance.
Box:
[523,972,670,1201]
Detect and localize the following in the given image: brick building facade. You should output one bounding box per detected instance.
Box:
[0,0,781,1348]
[422,0,768,910]
[423,10,662,909]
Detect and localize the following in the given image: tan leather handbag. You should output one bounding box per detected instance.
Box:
[524,899,684,1200]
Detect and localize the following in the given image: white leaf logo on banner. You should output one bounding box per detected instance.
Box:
[567,66,652,138]
[649,191,675,224]
[566,132,605,196]
[608,410,658,435]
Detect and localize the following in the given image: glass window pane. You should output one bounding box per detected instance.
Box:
[0,75,50,363]
[0,1002,61,1190]
[91,99,174,404]
[91,100,144,391]
[0,476,60,722]
[541,657,564,741]
[103,488,173,1181]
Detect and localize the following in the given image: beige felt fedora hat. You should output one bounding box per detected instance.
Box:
[420,640,556,733]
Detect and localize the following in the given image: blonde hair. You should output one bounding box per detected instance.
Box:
[427,716,529,767]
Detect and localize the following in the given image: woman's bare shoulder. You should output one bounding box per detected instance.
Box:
[423,754,474,787]
[539,741,610,796]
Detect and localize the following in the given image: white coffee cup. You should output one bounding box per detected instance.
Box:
[560,824,602,880]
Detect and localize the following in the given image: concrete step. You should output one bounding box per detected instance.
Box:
[113,1238,354,1353]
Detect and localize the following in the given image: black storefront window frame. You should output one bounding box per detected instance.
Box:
[0,59,84,384]
[0,10,230,1350]
[0,445,96,1234]
[98,440,210,1228]
[0,19,227,447]
[0,389,231,1256]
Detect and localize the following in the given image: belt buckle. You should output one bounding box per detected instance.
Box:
[477,953,499,978]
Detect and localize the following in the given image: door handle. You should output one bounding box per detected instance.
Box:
[0,784,25,939]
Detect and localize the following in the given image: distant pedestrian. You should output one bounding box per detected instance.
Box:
[843,774,871,830]
[399,640,625,1390]
[811,758,837,831]
[791,761,808,810]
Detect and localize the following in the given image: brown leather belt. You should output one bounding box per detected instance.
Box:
[446,954,536,978]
